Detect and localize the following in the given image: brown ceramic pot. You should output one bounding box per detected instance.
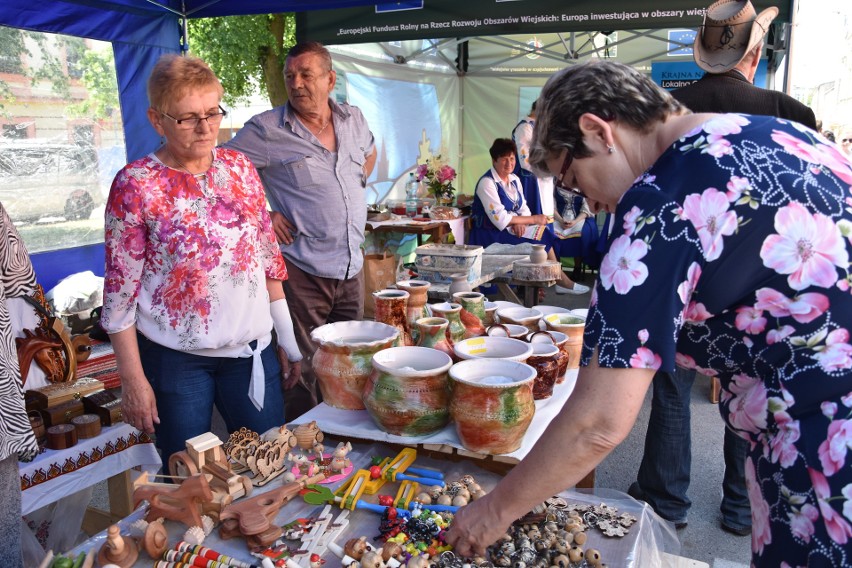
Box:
[373,289,413,346]
[527,343,560,400]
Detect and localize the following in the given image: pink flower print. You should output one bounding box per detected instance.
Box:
[843,484,852,523]
[808,467,852,544]
[681,188,738,261]
[684,301,712,323]
[723,373,768,435]
[786,293,830,324]
[822,402,839,419]
[789,503,819,544]
[818,420,852,476]
[813,329,852,373]
[675,353,696,369]
[677,262,702,305]
[769,410,800,467]
[771,130,852,186]
[746,458,772,554]
[704,113,751,137]
[638,329,649,344]
[843,393,852,407]
[599,235,649,294]
[703,137,733,158]
[622,206,642,236]
[760,201,848,291]
[767,325,795,345]
[755,287,792,317]
[735,306,766,334]
[630,346,662,370]
[726,175,752,201]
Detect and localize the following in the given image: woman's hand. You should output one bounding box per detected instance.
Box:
[120,375,159,434]
[444,493,511,558]
[511,224,525,237]
[278,346,302,390]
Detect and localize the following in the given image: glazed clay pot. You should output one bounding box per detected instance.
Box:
[486,323,530,340]
[415,317,455,360]
[311,321,399,409]
[363,346,453,436]
[373,289,413,346]
[526,343,560,400]
[453,336,533,362]
[529,244,547,264]
[449,358,537,455]
[529,330,570,382]
[544,314,586,370]
[397,280,431,340]
[482,301,498,326]
[430,302,467,344]
[452,291,486,322]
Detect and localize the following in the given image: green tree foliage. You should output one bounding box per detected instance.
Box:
[187,13,296,108]
[67,48,119,120]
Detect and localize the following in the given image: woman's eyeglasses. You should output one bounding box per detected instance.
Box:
[161,106,228,130]
[554,150,586,198]
[842,138,852,144]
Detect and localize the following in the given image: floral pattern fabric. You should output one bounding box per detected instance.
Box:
[102,148,287,352]
[583,115,852,566]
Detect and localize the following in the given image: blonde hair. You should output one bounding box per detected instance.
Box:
[147,54,223,112]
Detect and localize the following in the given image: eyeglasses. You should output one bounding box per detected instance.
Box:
[554,150,586,198]
[842,138,852,144]
[160,106,227,130]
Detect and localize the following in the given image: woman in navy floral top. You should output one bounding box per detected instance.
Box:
[447,60,852,567]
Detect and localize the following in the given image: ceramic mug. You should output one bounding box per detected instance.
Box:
[486,323,529,340]
[526,342,560,400]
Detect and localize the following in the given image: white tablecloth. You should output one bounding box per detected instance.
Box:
[292,369,578,463]
[20,422,161,515]
[366,216,467,245]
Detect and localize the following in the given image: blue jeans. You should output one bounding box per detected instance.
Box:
[138,333,285,472]
[633,367,751,530]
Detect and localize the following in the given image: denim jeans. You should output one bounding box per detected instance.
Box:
[633,367,751,529]
[138,333,285,472]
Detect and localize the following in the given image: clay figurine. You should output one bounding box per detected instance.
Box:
[330,441,352,473]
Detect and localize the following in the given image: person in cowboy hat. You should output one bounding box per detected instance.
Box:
[627,0,818,540]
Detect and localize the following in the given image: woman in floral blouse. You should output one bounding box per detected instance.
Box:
[101,55,301,469]
[447,60,852,567]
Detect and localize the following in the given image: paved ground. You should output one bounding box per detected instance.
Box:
[539,272,751,567]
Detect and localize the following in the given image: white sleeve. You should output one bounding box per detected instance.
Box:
[476,175,515,232]
[270,298,303,362]
[515,121,534,172]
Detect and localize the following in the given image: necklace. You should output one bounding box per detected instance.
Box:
[164,147,208,177]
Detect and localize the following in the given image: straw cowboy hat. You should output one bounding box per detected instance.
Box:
[694,0,779,73]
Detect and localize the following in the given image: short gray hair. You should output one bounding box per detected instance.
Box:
[286,41,333,72]
[530,60,685,172]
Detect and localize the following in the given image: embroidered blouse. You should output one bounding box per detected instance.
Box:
[474,168,530,231]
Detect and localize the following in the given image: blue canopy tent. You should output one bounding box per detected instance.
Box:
[0,0,395,290]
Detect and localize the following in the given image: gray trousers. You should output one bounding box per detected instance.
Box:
[0,454,23,568]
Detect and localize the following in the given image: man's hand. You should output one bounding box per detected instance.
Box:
[270,211,297,245]
[278,345,302,390]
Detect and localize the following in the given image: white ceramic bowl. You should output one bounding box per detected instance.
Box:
[533,305,571,317]
[496,307,542,326]
[449,358,537,387]
[486,323,530,339]
[453,336,533,362]
[570,308,589,319]
[543,313,586,333]
[492,300,523,311]
[371,346,453,375]
[311,320,400,347]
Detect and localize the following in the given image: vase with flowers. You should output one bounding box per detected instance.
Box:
[416,156,457,206]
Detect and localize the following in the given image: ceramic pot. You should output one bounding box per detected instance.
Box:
[430,302,467,344]
[448,274,472,295]
[453,291,486,322]
[482,301,498,326]
[529,330,570,382]
[496,307,543,334]
[449,358,537,454]
[453,336,533,362]
[363,347,453,436]
[311,321,399,409]
[526,343,560,400]
[373,289,413,346]
[415,317,455,360]
[397,280,431,341]
[486,323,530,340]
[544,314,586,370]
[529,244,547,264]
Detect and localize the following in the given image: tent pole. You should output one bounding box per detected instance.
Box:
[783,0,798,94]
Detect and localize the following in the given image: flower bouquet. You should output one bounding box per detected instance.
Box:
[416,156,457,205]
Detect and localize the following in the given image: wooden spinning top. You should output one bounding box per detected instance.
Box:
[97,524,139,567]
[142,520,169,558]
